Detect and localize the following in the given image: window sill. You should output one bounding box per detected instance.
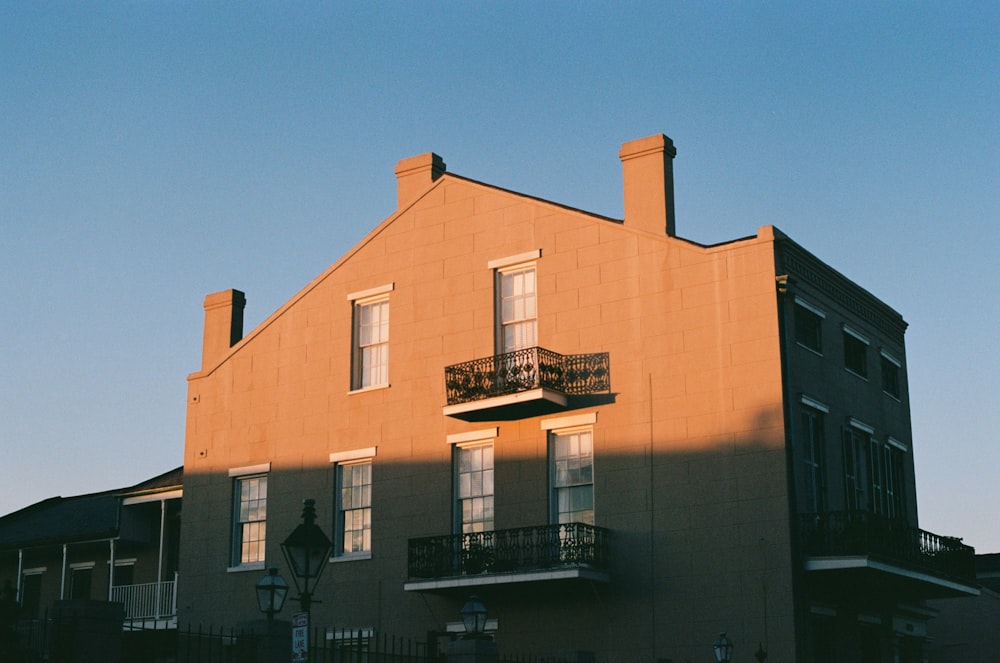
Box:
[845,368,869,381]
[331,552,372,563]
[348,384,390,395]
[227,562,266,573]
[882,391,901,402]
[795,342,823,357]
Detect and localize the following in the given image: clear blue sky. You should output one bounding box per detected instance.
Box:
[2,3,997,551]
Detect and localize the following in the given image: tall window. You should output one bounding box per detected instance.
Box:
[801,407,826,514]
[20,571,43,618]
[336,461,372,556]
[497,266,537,353]
[455,443,494,534]
[842,426,870,512]
[551,429,594,525]
[354,298,389,389]
[868,439,906,518]
[794,299,824,353]
[843,327,869,378]
[233,474,268,566]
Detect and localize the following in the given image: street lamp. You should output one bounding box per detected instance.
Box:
[281,499,333,614]
[460,595,488,638]
[713,632,734,663]
[255,567,288,622]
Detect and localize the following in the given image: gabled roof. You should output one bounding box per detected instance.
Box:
[0,467,182,551]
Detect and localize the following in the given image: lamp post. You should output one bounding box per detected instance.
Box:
[713,632,734,663]
[255,567,288,623]
[460,595,488,639]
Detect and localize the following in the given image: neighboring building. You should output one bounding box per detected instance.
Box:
[927,554,1000,662]
[178,134,977,662]
[0,467,182,629]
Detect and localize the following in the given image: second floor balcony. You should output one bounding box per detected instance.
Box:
[404,523,611,592]
[443,346,611,420]
[799,511,978,600]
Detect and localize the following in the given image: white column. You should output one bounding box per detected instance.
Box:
[155,498,166,619]
[108,539,116,600]
[16,549,23,603]
[60,543,68,599]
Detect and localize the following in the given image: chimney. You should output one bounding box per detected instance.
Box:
[201,289,246,371]
[619,134,677,236]
[394,152,446,208]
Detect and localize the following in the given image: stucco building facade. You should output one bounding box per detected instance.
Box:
[178,134,976,662]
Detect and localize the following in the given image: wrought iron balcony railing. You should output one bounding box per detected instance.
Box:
[408,523,610,580]
[799,511,975,583]
[444,347,610,406]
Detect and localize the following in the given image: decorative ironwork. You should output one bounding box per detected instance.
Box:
[799,511,975,583]
[408,523,610,579]
[445,347,610,406]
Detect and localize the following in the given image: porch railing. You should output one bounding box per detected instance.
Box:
[799,511,975,583]
[445,346,610,406]
[110,575,178,620]
[408,522,610,579]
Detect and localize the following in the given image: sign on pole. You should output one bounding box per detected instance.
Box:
[291,611,309,662]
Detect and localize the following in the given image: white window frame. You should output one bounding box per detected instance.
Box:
[229,463,271,572]
[330,447,377,561]
[548,425,595,526]
[793,296,826,354]
[349,283,393,392]
[453,438,495,535]
[493,253,540,355]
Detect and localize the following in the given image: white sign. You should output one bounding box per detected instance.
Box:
[291,612,309,662]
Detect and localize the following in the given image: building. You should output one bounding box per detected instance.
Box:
[927,554,1000,662]
[178,134,977,662]
[0,467,182,629]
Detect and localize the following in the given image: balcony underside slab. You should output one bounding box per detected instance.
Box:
[404,566,610,593]
[804,555,980,600]
[443,388,568,420]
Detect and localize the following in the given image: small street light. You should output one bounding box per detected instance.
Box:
[460,595,488,639]
[713,632,734,663]
[255,567,288,622]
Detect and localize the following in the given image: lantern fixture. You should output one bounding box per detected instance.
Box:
[460,595,488,638]
[255,567,288,622]
[280,499,333,613]
[713,632,734,663]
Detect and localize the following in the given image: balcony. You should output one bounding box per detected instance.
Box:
[405,523,611,592]
[111,575,178,627]
[443,347,611,420]
[799,511,978,599]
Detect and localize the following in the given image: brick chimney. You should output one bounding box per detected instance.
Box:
[201,289,246,370]
[394,152,446,208]
[619,134,677,236]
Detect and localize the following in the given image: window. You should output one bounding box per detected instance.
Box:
[497,265,537,353]
[111,560,135,587]
[869,438,906,518]
[232,473,268,567]
[842,425,870,512]
[70,565,93,600]
[353,297,389,389]
[455,443,494,534]
[843,326,869,378]
[551,428,594,525]
[881,352,901,399]
[801,403,827,514]
[20,570,43,618]
[794,298,824,353]
[335,461,372,556]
